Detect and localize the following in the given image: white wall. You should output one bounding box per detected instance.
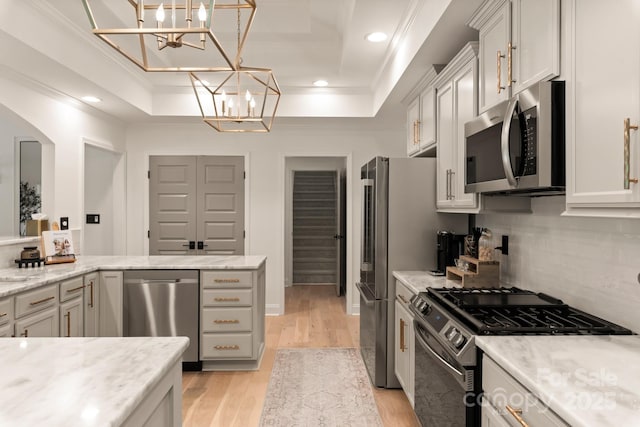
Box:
[478,196,640,333]
[125,120,405,315]
[0,73,127,235]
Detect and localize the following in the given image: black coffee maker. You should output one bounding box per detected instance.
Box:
[431,231,466,275]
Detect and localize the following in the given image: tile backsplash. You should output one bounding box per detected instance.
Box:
[478,196,640,333]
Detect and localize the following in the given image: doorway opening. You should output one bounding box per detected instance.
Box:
[285,157,347,298]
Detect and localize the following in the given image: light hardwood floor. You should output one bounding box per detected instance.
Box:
[182,284,420,427]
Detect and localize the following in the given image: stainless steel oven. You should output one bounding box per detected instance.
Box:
[411,294,478,427]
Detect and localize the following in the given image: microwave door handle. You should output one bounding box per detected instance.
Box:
[501,97,519,188]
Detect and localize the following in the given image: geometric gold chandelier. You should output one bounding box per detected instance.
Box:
[81,0,256,72]
[190,67,281,132]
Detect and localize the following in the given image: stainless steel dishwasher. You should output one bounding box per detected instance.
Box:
[123,270,201,370]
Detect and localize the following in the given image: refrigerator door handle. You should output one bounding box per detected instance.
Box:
[360,178,374,272]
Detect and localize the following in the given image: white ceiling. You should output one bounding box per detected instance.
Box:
[0,0,482,124]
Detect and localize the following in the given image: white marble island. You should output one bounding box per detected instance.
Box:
[0,336,189,427]
[477,335,640,427]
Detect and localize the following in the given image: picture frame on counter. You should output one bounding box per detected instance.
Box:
[41,230,76,264]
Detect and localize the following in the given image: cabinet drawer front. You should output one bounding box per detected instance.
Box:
[202,308,252,332]
[203,289,252,307]
[201,333,253,358]
[60,276,85,302]
[0,323,13,337]
[15,285,58,319]
[483,356,568,426]
[0,298,13,326]
[395,279,416,309]
[201,271,253,289]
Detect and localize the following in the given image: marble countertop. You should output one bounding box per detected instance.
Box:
[477,335,640,427]
[0,336,189,427]
[0,255,266,297]
[392,270,462,294]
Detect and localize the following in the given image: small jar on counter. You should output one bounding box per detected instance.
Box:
[478,228,493,261]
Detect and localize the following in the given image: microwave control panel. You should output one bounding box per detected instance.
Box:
[520,107,537,176]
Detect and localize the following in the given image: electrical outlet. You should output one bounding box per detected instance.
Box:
[86,214,100,224]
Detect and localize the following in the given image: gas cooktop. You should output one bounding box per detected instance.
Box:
[420,287,633,336]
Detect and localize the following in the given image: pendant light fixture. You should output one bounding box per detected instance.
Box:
[190,67,281,132]
[81,0,256,71]
[189,0,280,132]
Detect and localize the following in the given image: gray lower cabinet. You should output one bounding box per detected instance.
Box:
[0,297,13,337]
[14,285,59,337]
[200,265,266,370]
[84,272,100,337]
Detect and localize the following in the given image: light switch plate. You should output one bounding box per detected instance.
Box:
[86,214,100,224]
[60,217,69,230]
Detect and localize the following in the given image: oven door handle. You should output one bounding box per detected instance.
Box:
[415,325,470,390]
[500,96,519,188]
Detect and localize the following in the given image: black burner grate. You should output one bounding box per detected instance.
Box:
[425,287,633,335]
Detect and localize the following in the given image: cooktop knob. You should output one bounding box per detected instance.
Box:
[446,327,458,340]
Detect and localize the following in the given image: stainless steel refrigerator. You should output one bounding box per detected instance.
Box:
[356,157,467,388]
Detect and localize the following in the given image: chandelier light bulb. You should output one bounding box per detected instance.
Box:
[156,3,165,22]
[245,90,252,101]
[228,97,234,116]
[198,3,207,22]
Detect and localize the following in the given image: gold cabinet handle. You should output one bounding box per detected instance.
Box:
[497,50,506,93]
[415,120,421,145]
[505,405,530,427]
[66,284,86,293]
[214,345,240,350]
[214,297,240,302]
[0,313,7,318]
[624,118,639,189]
[400,318,406,352]
[214,279,240,284]
[397,294,409,304]
[507,42,515,87]
[88,281,94,308]
[64,312,71,337]
[213,319,240,324]
[29,296,55,306]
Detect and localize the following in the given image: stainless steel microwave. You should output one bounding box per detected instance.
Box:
[464,80,565,195]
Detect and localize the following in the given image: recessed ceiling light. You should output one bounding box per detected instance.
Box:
[81,96,102,103]
[366,32,388,43]
[313,80,329,87]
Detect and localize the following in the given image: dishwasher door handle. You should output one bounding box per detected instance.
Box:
[123,278,199,285]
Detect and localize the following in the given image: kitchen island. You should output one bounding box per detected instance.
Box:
[0,336,188,427]
[0,255,267,371]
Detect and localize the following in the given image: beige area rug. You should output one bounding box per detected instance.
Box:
[259,348,383,427]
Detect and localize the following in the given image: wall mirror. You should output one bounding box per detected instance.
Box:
[0,104,55,241]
